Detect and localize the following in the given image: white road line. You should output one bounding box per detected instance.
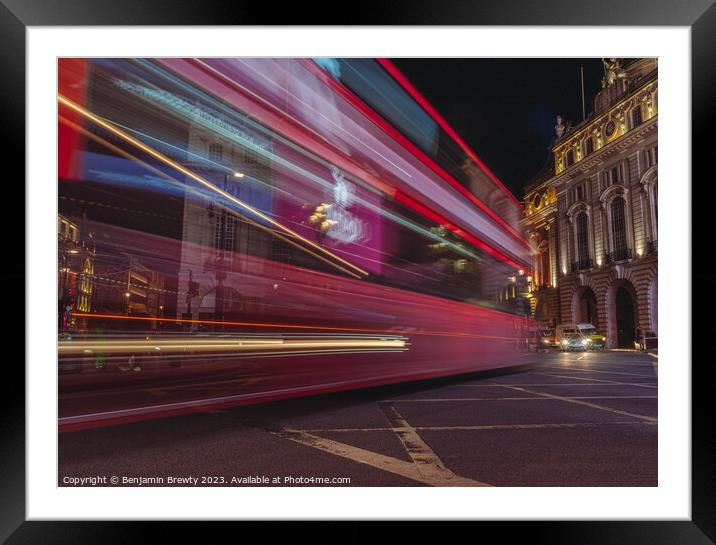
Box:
[535,374,658,389]
[537,366,656,378]
[386,396,657,402]
[378,402,490,486]
[59,369,456,425]
[649,354,658,374]
[548,355,644,364]
[457,383,651,387]
[268,425,486,487]
[498,385,657,422]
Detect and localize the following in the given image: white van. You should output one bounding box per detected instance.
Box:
[576,323,606,349]
[557,323,605,350]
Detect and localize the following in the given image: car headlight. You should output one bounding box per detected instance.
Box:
[582,339,589,346]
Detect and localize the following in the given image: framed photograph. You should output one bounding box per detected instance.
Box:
[6,0,711,541]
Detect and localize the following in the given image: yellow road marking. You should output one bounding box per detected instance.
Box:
[301,421,657,433]
[265,424,486,487]
[378,402,490,486]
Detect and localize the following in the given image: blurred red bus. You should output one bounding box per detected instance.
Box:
[57,58,534,431]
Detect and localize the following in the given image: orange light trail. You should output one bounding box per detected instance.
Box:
[57,94,368,278]
[57,114,363,280]
[59,336,408,355]
[71,312,517,341]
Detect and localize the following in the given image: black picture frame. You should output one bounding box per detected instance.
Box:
[4,0,711,541]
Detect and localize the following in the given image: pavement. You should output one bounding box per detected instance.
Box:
[58,349,657,487]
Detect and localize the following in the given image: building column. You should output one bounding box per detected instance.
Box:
[532,233,542,288]
[601,285,617,349]
[547,220,557,287]
[594,285,609,344]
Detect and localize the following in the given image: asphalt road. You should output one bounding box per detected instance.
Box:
[59,349,658,487]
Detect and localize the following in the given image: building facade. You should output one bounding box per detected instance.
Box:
[58,214,96,329]
[521,59,658,348]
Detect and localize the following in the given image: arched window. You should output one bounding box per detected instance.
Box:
[610,197,629,260]
[576,212,589,264]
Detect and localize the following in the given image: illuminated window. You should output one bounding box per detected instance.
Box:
[631,106,643,128]
[78,258,93,312]
[585,137,594,156]
[565,149,575,167]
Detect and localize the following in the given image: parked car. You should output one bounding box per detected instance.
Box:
[537,326,559,348]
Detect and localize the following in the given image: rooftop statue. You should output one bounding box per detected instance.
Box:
[601,58,627,88]
[554,115,566,139]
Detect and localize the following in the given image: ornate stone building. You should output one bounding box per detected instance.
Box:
[521,59,658,348]
[176,116,275,329]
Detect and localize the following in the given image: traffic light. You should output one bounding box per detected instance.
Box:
[65,287,76,308]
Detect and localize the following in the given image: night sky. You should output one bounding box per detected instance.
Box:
[391,58,605,198]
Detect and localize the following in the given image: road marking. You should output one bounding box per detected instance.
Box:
[535,374,658,389]
[538,366,656,378]
[648,354,658,374]
[377,402,490,486]
[457,382,651,387]
[248,418,487,487]
[498,385,657,422]
[301,421,657,433]
[386,396,657,402]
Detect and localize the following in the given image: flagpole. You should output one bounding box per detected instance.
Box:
[581,66,586,121]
